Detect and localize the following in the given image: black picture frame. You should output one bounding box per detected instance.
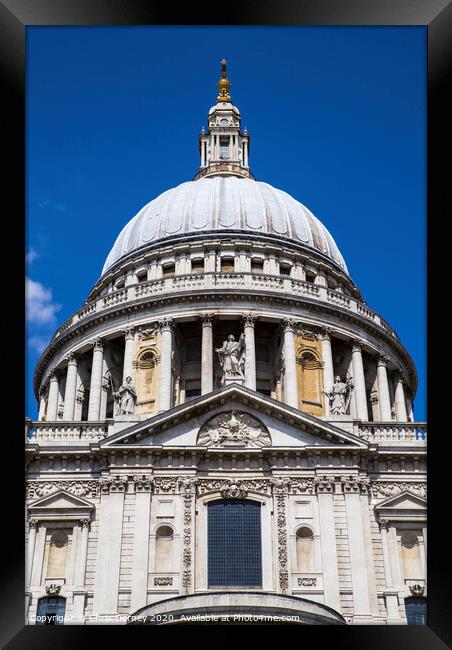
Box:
[3,0,450,647]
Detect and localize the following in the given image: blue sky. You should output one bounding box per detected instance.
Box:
[26,26,426,420]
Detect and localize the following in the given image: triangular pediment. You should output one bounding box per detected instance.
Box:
[374,491,427,512]
[28,489,94,515]
[100,384,368,450]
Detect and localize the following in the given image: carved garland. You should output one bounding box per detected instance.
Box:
[178,477,198,594]
[26,480,100,499]
[271,478,290,594]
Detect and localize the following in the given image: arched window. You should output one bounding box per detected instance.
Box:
[208,499,262,588]
[36,596,66,625]
[405,597,427,624]
[135,349,158,409]
[47,531,68,579]
[296,527,315,572]
[154,525,174,572]
[297,348,324,416]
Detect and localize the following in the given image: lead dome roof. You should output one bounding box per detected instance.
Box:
[102,176,348,276]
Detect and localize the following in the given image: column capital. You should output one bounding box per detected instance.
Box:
[158,318,174,333]
[314,475,336,493]
[394,370,409,386]
[29,518,39,530]
[319,326,333,341]
[48,369,61,381]
[133,475,154,492]
[242,313,258,327]
[378,518,390,531]
[39,385,48,398]
[340,475,370,495]
[122,327,136,340]
[281,318,298,333]
[90,337,104,351]
[199,313,214,327]
[65,352,79,366]
[351,338,363,353]
[377,354,390,368]
[80,517,91,529]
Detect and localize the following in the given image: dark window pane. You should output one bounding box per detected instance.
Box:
[36,597,66,625]
[405,597,427,624]
[208,499,262,588]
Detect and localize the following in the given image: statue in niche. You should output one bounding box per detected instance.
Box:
[215,334,246,385]
[113,376,137,415]
[323,375,354,415]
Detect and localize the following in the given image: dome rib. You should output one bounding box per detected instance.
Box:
[101,176,348,275]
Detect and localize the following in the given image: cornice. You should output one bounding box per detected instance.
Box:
[33,288,417,399]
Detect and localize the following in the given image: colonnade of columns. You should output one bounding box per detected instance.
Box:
[40,317,413,424]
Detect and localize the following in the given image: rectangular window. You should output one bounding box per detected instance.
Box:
[219,136,230,159]
[280,264,291,276]
[191,259,204,273]
[162,264,175,277]
[251,259,264,273]
[305,271,316,284]
[136,271,147,283]
[208,500,262,588]
[220,257,235,272]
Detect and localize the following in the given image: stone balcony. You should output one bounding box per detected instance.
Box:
[51,272,400,343]
[353,421,427,445]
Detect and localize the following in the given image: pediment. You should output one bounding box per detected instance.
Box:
[374,491,427,512]
[100,384,368,450]
[28,489,94,520]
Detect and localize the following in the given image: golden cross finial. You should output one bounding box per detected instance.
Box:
[217,58,231,102]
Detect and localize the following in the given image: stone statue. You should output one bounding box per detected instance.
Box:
[113,376,137,415]
[215,334,246,385]
[323,375,354,415]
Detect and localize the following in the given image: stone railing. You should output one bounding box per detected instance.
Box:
[51,272,399,342]
[355,422,427,443]
[26,421,110,442]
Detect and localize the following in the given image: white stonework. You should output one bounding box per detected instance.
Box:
[26,61,426,626]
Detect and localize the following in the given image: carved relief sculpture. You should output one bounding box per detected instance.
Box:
[197,411,271,447]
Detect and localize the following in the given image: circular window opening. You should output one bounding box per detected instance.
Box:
[156,525,173,539]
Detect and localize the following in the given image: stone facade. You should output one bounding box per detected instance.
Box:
[25,61,426,626]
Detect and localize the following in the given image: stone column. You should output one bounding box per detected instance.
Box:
[243,314,257,390]
[351,340,369,421]
[46,371,60,421]
[394,373,408,422]
[377,355,392,421]
[62,353,79,421]
[122,328,136,382]
[406,395,414,422]
[92,477,127,616]
[130,477,153,613]
[320,328,334,415]
[159,319,174,412]
[38,388,47,421]
[72,518,90,620]
[200,315,214,395]
[315,477,341,612]
[87,338,104,421]
[342,477,374,622]
[26,519,38,587]
[379,519,402,622]
[282,320,298,408]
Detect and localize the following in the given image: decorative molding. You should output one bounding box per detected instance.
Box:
[370,482,427,500]
[275,493,289,594]
[133,475,154,492]
[270,477,291,494]
[154,576,173,586]
[26,480,99,499]
[46,584,62,596]
[178,476,197,594]
[298,577,317,586]
[153,477,178,494]
[409,584,425,597]
[100,476,129,494]
[197,411,271,448]
[314,475,335,494]
[341,475,370,495]
[197,478,271,498]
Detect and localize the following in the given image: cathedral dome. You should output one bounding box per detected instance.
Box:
[102,176,348,276]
